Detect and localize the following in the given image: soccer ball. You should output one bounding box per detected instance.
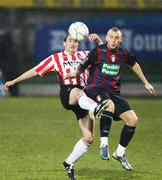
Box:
[68,22,89,42]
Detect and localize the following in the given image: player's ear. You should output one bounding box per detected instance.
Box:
[120,37,123,43]
[106,34,109,42]
[63,41,66,47]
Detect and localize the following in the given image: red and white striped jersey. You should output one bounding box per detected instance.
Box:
[34,50,89,87]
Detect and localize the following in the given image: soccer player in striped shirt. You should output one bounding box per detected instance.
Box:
[4,33,109,180]
[65,27,155,171]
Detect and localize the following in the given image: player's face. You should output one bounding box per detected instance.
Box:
[64,36,79,54]
[106,30,122,49]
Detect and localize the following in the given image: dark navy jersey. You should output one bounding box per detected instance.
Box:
[81,43,138,93]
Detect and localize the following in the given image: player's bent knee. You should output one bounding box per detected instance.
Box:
[83,134,94,145]
[132,117,138,126]
[69,88,83,105]
[126,117,138,127]
[121,110,138,127]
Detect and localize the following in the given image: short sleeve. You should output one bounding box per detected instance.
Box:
[34,55,55,76]
[126,51,139,67]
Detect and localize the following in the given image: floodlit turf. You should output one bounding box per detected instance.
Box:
[0,97,162,180]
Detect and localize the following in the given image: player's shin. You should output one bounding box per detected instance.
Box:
[113,125,135,171]
[117,125,136,156]
[65,138,89,165]
[100,111,113,160]
[100,111,113,145]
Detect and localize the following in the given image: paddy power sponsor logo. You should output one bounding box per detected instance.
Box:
[101,63,120,76]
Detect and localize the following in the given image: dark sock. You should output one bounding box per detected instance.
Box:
[100,111,113,137]
[119,125,136,147]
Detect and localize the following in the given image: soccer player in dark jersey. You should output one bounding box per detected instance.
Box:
[65,27,155,171]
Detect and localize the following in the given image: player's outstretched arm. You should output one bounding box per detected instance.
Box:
[131,62,155,95]
[4,68,37,91]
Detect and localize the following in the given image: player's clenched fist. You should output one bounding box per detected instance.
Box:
[4,80,16,91]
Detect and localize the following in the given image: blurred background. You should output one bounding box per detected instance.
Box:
[0,0,161,97]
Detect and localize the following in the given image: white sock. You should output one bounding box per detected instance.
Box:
[65,138,89,165]
[116,144,126,156]
[78,93,97,112]
[100,137,108,147]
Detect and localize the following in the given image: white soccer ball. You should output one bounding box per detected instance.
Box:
[68,22,89,42]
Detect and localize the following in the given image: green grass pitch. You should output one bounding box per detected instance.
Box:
[0,97,162,180]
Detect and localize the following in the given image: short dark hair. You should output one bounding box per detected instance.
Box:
[64,34,69,42]
[111,27,121,32]
[63,34,79,43]
[107,27,122,36]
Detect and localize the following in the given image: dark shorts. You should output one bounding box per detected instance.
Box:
[60,85,88,120]
[86,87,131,121]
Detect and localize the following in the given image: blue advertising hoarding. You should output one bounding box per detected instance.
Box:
[34,15,162,62]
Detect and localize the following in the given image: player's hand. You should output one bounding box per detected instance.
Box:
[64,71,78,80]
[88,33,99,41]
[145,83,155,95]
[4,80,16,91]
[88,33,103,45]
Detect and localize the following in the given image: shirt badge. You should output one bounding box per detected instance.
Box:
[111,55,116,62]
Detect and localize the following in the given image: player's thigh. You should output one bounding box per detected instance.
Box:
[120,110,138,126]
[110,93,131,121]
[60,86,83,107]
[79,115,95,144]
[69,87,83,105]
